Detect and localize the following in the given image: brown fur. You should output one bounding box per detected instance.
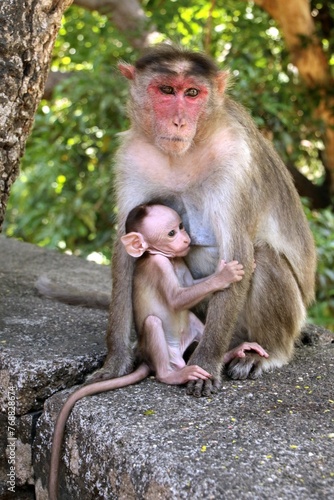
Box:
[48,204,248,499]
[36,46,315,397]
[90,45,316,397]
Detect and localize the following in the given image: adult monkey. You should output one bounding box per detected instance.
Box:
[89,44,316,397]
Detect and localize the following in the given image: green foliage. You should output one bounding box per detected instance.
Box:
[5,7,132,260]
[146,0,326,180]
[4,1,334,329]
[304,203,334,331]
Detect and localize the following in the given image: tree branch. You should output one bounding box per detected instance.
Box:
[74,0,154,49]
[43,71,76,99]
[253,0,330,87]
[44,0,155,99]
[286,162,331,209]
[251,0,334,194]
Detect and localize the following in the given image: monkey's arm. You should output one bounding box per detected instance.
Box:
[187,241,254,397]
[88,240,135,382]
[107,240,135,371]
[153,256,244,312]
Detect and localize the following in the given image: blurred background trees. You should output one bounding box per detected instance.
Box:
[3,0,334,329]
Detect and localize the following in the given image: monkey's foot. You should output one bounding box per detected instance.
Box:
[185,356,222,397]
[186,363,222,398]
[226,354,266,380]
[186,377,221,397]
[85,353,133,385]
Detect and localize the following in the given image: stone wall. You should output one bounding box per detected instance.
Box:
[1,236,333,499]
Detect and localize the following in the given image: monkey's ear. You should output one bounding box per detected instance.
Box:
[118,62,136,80]
[215,71,230,94]
[120,232,148,258]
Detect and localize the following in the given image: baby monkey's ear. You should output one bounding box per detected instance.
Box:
[121,232,148,258]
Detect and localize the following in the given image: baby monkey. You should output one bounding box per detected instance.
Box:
[121,203,268,384]
[48,203,268,500]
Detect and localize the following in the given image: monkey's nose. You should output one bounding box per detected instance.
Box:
[173,115,186,128]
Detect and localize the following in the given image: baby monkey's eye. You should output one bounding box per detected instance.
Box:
[179,222,184,230]
[168,230,176,237]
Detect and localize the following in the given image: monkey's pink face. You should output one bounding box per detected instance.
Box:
[142,205,191,257]
[147,75,210,155]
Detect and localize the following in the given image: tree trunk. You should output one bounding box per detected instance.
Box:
[252,0,334,194]
[0,0,73,231]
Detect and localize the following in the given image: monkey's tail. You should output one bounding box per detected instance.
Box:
[36,275,110,309]
[48,363,150,500]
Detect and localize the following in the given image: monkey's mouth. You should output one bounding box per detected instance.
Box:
[160,136,188,143]
[181,244,191,255]
[158,136,192,155]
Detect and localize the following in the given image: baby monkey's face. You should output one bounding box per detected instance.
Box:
[142,205,191,258]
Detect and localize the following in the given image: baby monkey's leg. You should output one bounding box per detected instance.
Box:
[140,315,211,385]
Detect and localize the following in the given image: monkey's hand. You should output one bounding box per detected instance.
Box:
[223,342,269,365]
[157,365,212,386]
[186,357,222,397]
[85,349,134,384]
[214,260,245,289]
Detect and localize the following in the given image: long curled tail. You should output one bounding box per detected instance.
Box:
[48,363,150,500]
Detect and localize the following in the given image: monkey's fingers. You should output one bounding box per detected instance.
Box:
[187,365,212,379]
[84,369,111,385]
[223,342,269,365]
[243,342,269,358]
[228,261,243,269]
[187,374,210,381]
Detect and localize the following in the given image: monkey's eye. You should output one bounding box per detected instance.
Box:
[179,222,184,230]
[160,86,175,95]
[168,230,176,237]
[185,88,199,97]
